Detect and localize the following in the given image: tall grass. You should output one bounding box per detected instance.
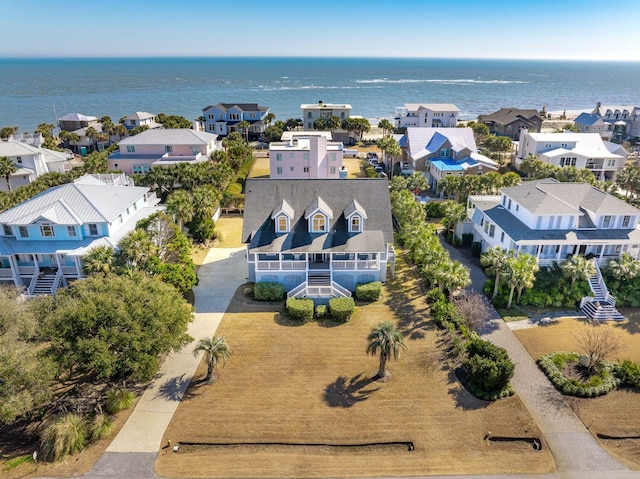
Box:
[105,386,134,415]
[89,413,112,441]
[40,413,87,462]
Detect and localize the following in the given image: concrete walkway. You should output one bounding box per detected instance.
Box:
[79,246,246,479]
[440,239,631,475]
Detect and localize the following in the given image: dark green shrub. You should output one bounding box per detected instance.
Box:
[471,241,482,258]
[253,282,284,301]
[328,297,355,322]
[355,281,382,301]
[286,298,314,322]
[461,233,473,247]
[426,287,445,305]
[431,298,459,328]
[462,339,514,397]
[315,304,327,318]
[614,359,640,389]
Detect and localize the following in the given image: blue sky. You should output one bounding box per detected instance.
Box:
[2,0,639,61]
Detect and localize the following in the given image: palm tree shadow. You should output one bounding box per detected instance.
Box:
[324,373,380,407]
[155,374,192,402]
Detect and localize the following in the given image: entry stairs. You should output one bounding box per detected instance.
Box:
[579,259,625,321]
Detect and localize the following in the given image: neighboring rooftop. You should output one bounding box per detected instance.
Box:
[118,128,217,145]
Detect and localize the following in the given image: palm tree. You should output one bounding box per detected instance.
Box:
[192,336,231,382]
[0,156,18,191]
[481,247,514,299]
[366,321,406,379]
[117,230,155,268]
[236,120,251,142]
[606,253,640,281]
[82,245,115,276]
[85,126,98,152]
[377,135,401,175]
[433,261,471,298]
[263,112,276,127]
[326,115,341,134]
[378,119,394,136]
[505,254,539,308]
[441,201,466,238]
[166,190,194,229]
[560,254,596,286]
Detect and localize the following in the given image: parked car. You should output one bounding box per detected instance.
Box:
[374,165,384,173]
[366,152,378,159]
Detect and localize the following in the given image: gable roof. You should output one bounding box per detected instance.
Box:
[404,103,460,112]
[242,179,393,254]
[574,112,603,126]
[57,113,98,122]
[403,127,477,161]
[203,103,269,113]
[123,111,155,121]
[118,128,217,146]
[0,175,149,225]
[477,108,540,125]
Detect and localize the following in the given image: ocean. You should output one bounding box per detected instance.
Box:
[1,57,640,134]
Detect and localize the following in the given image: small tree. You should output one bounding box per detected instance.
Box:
[452,292,490,329]
[575,326,622,375]
[366,321,406,380]
[193,336,231,382]
[0,156,18,191]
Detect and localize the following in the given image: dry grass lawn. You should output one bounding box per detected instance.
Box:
[156,255,554,477]
[514,315,640,469]
[248,155,366,179]
[214,216,244,248]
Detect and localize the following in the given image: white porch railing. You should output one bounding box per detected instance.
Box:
[61,265,80,276]
[257,260,306,271]
[333,260,379,270]
[331,281,352,298]
[0,268,13,278]
[18,266,36,275]
[287,281,307,299]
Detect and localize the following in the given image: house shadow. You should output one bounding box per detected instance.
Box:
[324,373,380,408]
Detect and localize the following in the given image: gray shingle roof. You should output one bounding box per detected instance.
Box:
[242,179,393,254]
[402,128,477,160]
[477,108,540,125]
[203,103,269,113]
[118,129,217,145]
[0,177,149,225]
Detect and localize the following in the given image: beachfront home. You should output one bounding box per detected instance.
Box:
[0,174,161,295]
[477,108,543,139]
[57,113,99,132]
[122,111,162,131]
[0,136,73,192]
[301,101,352,130]
[269,133,345,179]
[399,127,498,193]
[394,103,459,129]
[589,102,640,142]
[202,103,270,138]
[242,179,395,299]
[573,113,608,136]
[107,128,219,175]
[515,130,627,181]
[467,178,640,265]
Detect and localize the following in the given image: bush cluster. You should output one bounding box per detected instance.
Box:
[253,282,284,301]
[355,281,382,302]
[613,359,640,389]
[286,298,314,322]
[315,304,327,318]
[328,297,355,322]
[537,352,620,398]
[462,339,515,400]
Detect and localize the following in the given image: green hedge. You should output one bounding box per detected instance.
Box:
[328,297,355,322]
[286,298,314,322]
[462,339,515,400]
[355,281,382,301]
[253,282,284,301]
[537,352,620,398]
[614,359,640,389]
[315,304,327,318]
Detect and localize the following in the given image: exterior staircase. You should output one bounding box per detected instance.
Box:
[287,271,352,300]
[580,260,625,321]
[308,271,331,286]
[30,272,60,296]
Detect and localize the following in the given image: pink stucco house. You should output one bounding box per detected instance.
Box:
[269,133,345,179]
[108,129,219,174]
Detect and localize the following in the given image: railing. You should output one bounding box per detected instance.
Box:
[0,268,14,278]
[592,259,616,307]
[306,285,334,297]
[580,296,594,309]
[52,269,63,295]
[257,261,281,270]
[27,273,39,296]
[18,266,36,275]
[287,281,307,299]
[357,260,378,269]
[331,281,352,298]
[333,260,379,270]
[257,260,307,271]
[61,266,80,276]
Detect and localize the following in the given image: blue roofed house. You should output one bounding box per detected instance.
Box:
[399,127,498,193]
[574,112,608,136]
[242,179,395,300]
[0,174,162,296]
[202,103,270,138]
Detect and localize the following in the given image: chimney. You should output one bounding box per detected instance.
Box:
[318,100,323,107]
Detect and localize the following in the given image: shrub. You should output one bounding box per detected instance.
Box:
[355,281,382,301]
[89,413,112,442]
[315,304,327,318]
[243,286,254,296]
[462,339,514,398]
[328,297,355,322]
[286,298,314,322]
[614,359,640,389]
[105,386,135,415]
[426,287,445,305]
[40,413,88,462]
[431,298,463,329]
[253,281,284,301]
[461,233,473,247]
[471,242,482,258]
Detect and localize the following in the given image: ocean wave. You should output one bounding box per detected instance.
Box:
[356,78,529,85]
[253,85,384,91]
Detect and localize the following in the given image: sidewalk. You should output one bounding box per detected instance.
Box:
[85,246,246,478]
[440,239,628,474]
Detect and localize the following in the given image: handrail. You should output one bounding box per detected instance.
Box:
[287,281,307,299]
[27,270,39,296]
[331,281,352,298]
[52,268,63,295]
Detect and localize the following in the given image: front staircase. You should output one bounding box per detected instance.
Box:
[287,271,352,300]
[580,260,625,321]
[29,271,61,296]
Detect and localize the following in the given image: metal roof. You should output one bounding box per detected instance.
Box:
[118,128,217,146]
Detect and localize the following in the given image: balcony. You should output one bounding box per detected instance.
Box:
[256,260,306,271]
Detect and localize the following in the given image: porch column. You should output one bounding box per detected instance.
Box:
[536,245,541,261]
[75,256,82,277]
[556,246,561,263]
[278,253,282,271]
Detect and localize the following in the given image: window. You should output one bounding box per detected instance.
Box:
[312,214,326,232]
[440,148,450,157]
[277,216,288,232]
[88,224,99,236]
[289,153,294,159]
[18,226,28,238]
[276,153,282,162]
[191,147,200,155]
[66,225,77,237]
[16,156,22,164]
[489,225,495,237]
[126,145,135,153]
[303,153,309,161]
[516,204,519,211]
[289,166,295,172]
[308,112,312,119]
[164,145,173,153]
[303,167,309,173]
[330,167,336,175]
[276,166,283,175]
[40,224,54,237]
[603,215,611,228]
[607,159,616,167]
[330,153,336,161]
[508,199,512,209]
[2,224,11,236]
[132,164,151,174]
[500,231,505,242]
[502,196,506,206]
[623,216,631,227]
[351,216,361,232]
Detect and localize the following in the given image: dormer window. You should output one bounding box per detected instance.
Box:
[312,214,326,232]
[40,223,55,237]
[350,215,361,232]
[277,215,288,233]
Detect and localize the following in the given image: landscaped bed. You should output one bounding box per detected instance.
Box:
[514,316,640,469]
[156,255,554,477]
